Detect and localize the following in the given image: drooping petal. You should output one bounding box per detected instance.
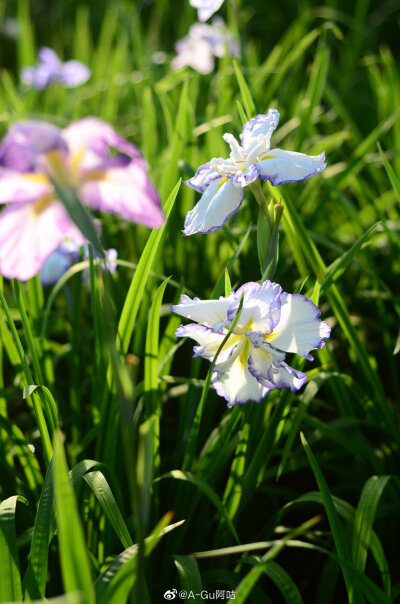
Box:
[248,345,306,392]
[0,170,52,204]
[227,280,282,334]
[0,121,66,173]
[80,161,164,228]
[183,162,220,193]
[62,118,141,174]
[175,323,239,362]
[183,177,244,235]
[189,0,225,21]
[212,346,270,406]
[239,110,280,158]
[59,61,91,87]
[257,148,326,186]
[267,293,331,360]
[0,200,85,281]
[39,245,77,286]
[171,293,232,328]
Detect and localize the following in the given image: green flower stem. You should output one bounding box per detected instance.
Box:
[249,181,272,227]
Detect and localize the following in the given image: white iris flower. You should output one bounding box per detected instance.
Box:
[183,109,326,235]
[172,280,331,406]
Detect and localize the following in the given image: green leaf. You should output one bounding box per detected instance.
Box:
[300,433,357,602]
[83,470,133,549]
[23,462,54,600]
[174,555,203,595]
[320,222,380,292]
[116,179,181,357]
[351,476,391,573]
[262,560,304,604]
[52,431,94,604]
[0,496,28,602]
[233,60,256,119]
[155,470,239,543]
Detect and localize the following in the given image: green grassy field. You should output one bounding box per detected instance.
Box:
[0,0,399,602]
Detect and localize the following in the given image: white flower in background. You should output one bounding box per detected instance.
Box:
[183,109,327,235]
[190,0,225,21]
[172,17,240,75]
[172,281,331,406]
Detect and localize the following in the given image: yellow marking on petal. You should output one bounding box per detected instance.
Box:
[32,194,54,216]
[259,154,273,161]
[23,173,49,184]
[239,337,251,366]
[218,176,229,188]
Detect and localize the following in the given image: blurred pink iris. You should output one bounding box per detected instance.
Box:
[0,118,164,281]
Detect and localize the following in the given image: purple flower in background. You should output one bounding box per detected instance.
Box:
[173,18,240,75]
[172,281,330,406]
[190,0,225,21]
[40,240,118,286]
[183,109,327,235]
[21,47,91,89]
[0,118,164,281]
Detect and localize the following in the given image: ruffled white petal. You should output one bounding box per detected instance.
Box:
[212,345,270,406]
[267,293,331,360]
[227,280,283,334]
[257,148,326,186]
[171,294,232,329]
[248,346,306,392]
[183,162,220,193]
[175,323,239,363]
[239,110,280,158]
[183,177,244,235]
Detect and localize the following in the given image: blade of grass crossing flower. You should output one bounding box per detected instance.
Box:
[115,179,181,358]
[0,495,28,602]
[182,293,244,471]
[82,470,133,549]
[351,476,391,574]
[23,462,54,600]
[300,433,358,602]
[52,431,95,604]
[233,60,255,120]
[174,555,203,595]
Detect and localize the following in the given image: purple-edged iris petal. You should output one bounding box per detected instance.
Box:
[183,162,220,194]
[239,109,280,157]
[183,177,244,235]
[171,294,232,328]
[227,281,282,333]
[0,201,85,281]
[257,149,327,186]
[267,293,331,360]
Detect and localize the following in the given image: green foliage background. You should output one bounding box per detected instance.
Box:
[0,0,399,602]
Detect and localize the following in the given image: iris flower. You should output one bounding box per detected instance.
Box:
[172,18,239,75]
[21,47,91,89]
[0,118,164,281]
[172,281,330,406]
[39,240,118,286]
[189,0,225,22]
[183,109,326,235]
